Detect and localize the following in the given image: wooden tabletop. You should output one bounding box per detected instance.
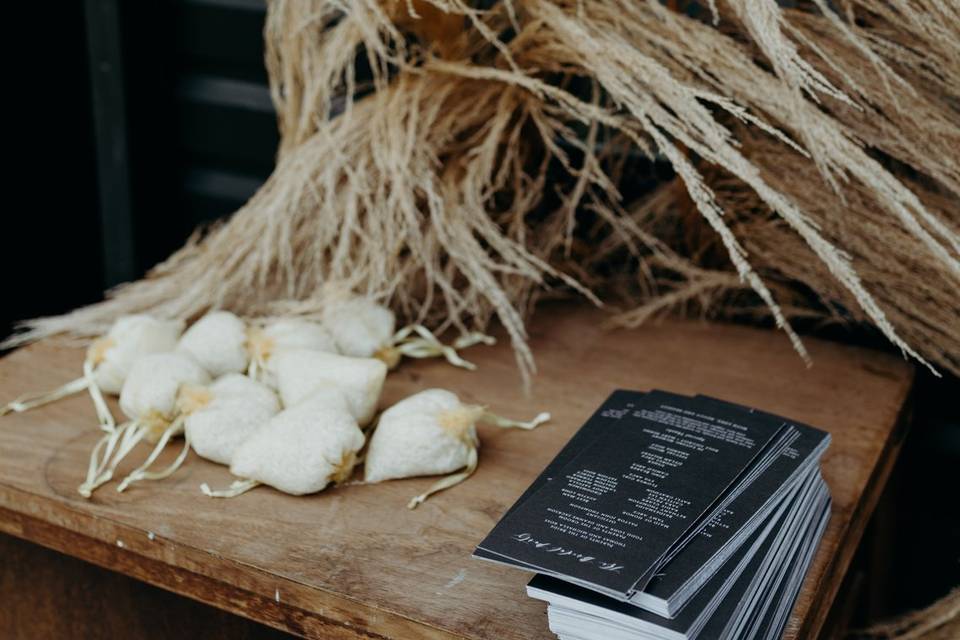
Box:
[0,305,913,639]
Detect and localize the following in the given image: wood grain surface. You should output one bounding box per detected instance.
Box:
[0,304,914,639]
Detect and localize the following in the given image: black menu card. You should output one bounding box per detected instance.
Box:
[475,390,790,600]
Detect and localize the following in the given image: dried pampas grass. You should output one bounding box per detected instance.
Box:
[605,124,960,375]
[8,0,959,383]
[854,587,960,639]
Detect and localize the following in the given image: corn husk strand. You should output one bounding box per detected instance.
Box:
[2,315,183,432]
[8,0,959,386]
[116,374,281,491]
[207,392,366,497]
[380,325,497,371]
[78,419,159,498]
[201,478,262,498]
[316,289,496,370]
[78,353,210,497]
[114,381,223,492]
[109,384,205,493]
[79,353,210,496]
[364,388,549,508]
[0,376,91,419]
[113,414,193,493]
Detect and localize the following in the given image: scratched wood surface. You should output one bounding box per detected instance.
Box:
[0,305,914,639]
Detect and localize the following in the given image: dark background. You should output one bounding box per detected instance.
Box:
[4,0,276,340]
[3,0,957,632]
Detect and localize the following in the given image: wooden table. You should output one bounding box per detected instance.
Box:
[0,305,913,639]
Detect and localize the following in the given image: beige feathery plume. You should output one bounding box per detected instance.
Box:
[7,0,958,383]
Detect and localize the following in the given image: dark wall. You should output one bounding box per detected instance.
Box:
[3,0,276,341]
[121,0,276,270]
[4,3,102,338]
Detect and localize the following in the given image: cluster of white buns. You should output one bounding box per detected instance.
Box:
[4,294,545,507]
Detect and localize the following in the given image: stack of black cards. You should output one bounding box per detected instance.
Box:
[474,390,831,640]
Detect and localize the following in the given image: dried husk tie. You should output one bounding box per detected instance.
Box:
[78,411,171,497]
[2,337,116,432]
[317,290,495,370]
[375,325,496,371]
[78,353,208,497]
[245,327,271,382]
[406,405,550,509]
[114,384,215,493]
[201,477,261,498]
[83,343,116,431]
[113,415,191,493]
[80,386,212,497]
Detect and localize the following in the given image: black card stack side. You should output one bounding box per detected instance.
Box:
[474,390,831,640]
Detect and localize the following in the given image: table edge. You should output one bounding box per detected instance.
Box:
[0,487,466,640]
[791,375,914,639]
